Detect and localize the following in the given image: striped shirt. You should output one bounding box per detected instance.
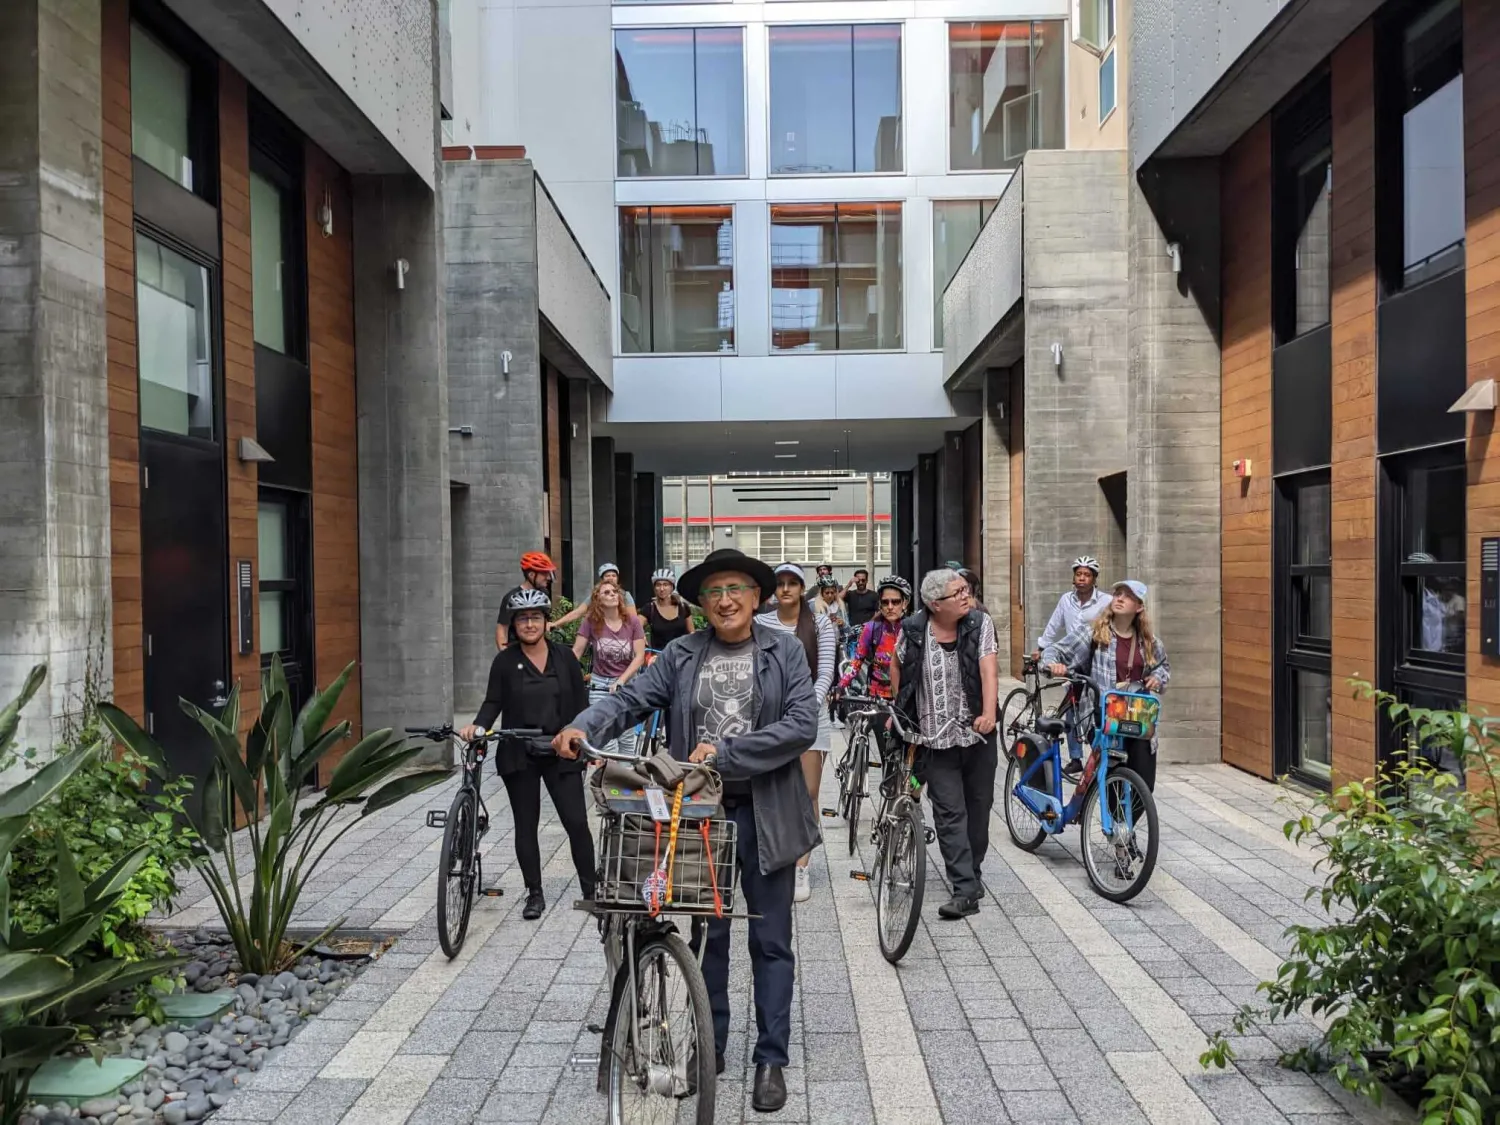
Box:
[754,608,837,701]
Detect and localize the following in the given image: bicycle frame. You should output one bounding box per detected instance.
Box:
[1011,681,1140,839]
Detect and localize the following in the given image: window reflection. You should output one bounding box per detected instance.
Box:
[135,233,214,440]
[616,28,744,177]
[619,205,734,354]
[771,202,902,352]
[131,23,194,190]
[1400,0,1464,284]
[948,21,1064,171]
[769,25,902,175]
[1293,669,1332,780]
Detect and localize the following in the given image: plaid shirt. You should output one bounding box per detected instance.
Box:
[1043,625,1170,748]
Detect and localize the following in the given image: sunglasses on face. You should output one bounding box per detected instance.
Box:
[879,597,904,608]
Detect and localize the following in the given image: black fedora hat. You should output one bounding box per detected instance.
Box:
[678,548,777,606]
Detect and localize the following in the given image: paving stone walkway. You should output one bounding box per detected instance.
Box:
[167,722,1417,1125]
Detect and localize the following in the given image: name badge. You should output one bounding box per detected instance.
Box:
[644,785,671,822]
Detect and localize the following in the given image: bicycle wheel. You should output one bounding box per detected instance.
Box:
[607,935,715,1125]
[1078,766,1159,903]
[845,732,869,855]
[437,787,477,958]
[1003,754,1047,852]
[875,802,926,964]
[999,687,1037,758]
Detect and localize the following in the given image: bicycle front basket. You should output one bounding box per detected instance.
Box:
[596,813,738,914]
[1099,691,1160,741]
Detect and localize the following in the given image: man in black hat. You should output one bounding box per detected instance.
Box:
[554,548,818,1113]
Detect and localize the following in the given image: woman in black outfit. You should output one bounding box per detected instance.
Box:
[459,588,595,919]
[643,567,696,649]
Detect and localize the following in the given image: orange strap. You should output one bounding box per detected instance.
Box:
[661,782,686,909]
[700,819,725,918]
[649,819,664,916]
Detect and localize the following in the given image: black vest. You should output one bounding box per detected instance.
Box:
[894,608,986,724]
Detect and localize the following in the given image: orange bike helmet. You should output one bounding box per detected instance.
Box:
[520,551,556,574]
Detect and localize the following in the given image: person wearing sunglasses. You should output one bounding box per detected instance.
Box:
[889,567,999,921]
[553,547,818,1113]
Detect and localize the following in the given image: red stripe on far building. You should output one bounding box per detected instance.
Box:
[664,514,892,525]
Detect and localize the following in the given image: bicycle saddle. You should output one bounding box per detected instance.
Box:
[1034,715,1066,737]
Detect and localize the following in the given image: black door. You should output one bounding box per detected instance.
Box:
[141,435,229,807]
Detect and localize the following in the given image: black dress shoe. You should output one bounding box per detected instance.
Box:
[521,888,546,920]
[752,1065,787,1112]
[716,1052,725,1076]
[937,894,980,920]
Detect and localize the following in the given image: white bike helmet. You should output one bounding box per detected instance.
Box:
[1072,556,1100,575]
[876,575,912,601]
[505,587,552,613]
[651,568,677,584]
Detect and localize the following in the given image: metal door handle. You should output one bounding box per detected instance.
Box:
[210,679,229,709]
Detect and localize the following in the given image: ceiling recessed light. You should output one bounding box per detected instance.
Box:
[775,440,800,446]
[775,454,797,459]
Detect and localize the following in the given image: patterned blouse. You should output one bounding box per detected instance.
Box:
[838,618,902,700]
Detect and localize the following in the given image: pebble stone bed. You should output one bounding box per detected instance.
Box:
[20,932,375,1125]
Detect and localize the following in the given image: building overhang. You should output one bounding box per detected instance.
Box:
[942,166,1024,392]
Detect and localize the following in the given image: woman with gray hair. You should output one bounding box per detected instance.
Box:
[889,567,999,920]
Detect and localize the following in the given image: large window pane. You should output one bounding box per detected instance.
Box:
[948,21,1064,171]
[836,202,903,351]
[932,199,997,348]
[619,206,734,353]
[771,204,839,352]
[135,234,214,439]
[1292,670,1332,780]
[616,28,744,178]
[770,25,901,175]
[1294,154,1332,335]
[1400,0,1464,282]
[250,171,288,353]
[257,500,289,653]
[1404,463,1464,562]
[131,23,193,190]
[1295,480,1331,564]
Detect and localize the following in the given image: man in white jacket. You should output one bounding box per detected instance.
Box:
[1032,557,1111,775]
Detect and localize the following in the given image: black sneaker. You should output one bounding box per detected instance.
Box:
[522,888,546,920]
[1062,759,1084,781]
[937,895,980,920]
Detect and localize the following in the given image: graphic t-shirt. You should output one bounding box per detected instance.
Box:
[693,636,758,798]
[578,614,645,679]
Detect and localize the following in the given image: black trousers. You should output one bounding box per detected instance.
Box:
[914,737,998,900]
[1123,738,1156,791]
[501,757,596,895]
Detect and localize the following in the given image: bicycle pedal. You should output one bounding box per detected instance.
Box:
[569,1053,601,1069]
[923,827,935,844]
[479,888,504,897]
[424,810,447,828]
[849,870,870,882]
[821,807,839,818]
[587,1023,605,1035]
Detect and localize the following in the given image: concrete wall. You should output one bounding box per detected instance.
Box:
[567,383,595,599]
[944,167,1023,384]
[536,179,612,391]
[980,370,1013,673]
[591,435,617,578]
[1020,150,1131,647]
[354,171,453,755]
[444,160,545,715]
[0,0,112,755]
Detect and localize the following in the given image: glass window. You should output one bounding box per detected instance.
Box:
[1292,155,1332,335]
[1273,78,1332,343]
[1400,0,1464,285]
[1292,670,1333,780]
[1404,462,1464,562]
[1395,455,1465,663]
[131,23,194,190]
[769,25,902,175]
[619,205,734,354]
[250,170,288,353]
[615,28,745,178]
[687,525,712,562]
[1074,0,1116,52]
[257,501,289,654]
[948,21,1065,171]
[1099,46,1117,121]
[771,202,902,352]
[758,527,783,561]
[932,199,998,348]
[664,525,683,562]
[135,233,214,439]
[1291,479,1332,644]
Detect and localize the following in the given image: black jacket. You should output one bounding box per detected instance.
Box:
[473,640,590,776]
[895,608,989,730]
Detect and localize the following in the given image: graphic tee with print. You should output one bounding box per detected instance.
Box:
[579,614,645,679]
[898,615,997,748]
[693,636,758,798]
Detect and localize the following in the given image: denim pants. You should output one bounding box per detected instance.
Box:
[699,800,796,1066]
[588,678,638,756]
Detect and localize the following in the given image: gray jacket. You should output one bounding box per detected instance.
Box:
[571,623,820,875]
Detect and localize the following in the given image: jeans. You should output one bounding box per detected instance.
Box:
[699,800,796,1067]
[914,737,999,900]
[500,757,596,895]
[589,679,638,756]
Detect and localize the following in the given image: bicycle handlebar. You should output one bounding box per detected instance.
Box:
[405,724,544,744]
[566,736,649,765]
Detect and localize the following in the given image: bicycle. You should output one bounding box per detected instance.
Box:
[847,699,930,964]
[999,654,1074,759]
[408,724,547,957]
[1002,674,1161,902]
[571,737,734,1125]
[828,693,878,855]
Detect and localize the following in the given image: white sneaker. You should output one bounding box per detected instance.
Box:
[794,864,811,903]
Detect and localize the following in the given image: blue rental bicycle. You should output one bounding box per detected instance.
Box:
[1003,673,1160,902]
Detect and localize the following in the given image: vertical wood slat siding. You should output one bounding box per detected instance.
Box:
[1329,27,1379,785]
[1466,0,1500,718]
[102,0,143,721]
[219,64,260,733]
[305,141,362,780]
[1219,119,1275,778]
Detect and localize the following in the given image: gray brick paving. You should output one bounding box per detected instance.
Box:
[176,731,1413,1124]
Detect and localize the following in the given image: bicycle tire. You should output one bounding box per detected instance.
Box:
[999,687,1038,759]
[1078,766,1159,903]
[1003,754,1048,852]
[437,787,477,958]
[607,934,715,1125]
[876,802,926,964]
[846,731,868,855]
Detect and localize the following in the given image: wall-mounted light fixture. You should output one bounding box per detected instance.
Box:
[1168,242,1182,274]
[501,350,512,377]
[237,436,275,464]
[395,258,410,290]
[1450,379,1497,415]
[317,188,334,238]
[448,425,474,437]
[1050,342,1063,369]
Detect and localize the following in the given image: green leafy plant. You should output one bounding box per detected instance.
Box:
[100,656,449,976]
[0,666,186,1125]
[1202,685,1500,1125]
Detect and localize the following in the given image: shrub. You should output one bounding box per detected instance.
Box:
[1202,687,1500,1125]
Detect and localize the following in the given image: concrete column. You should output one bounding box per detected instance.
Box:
[443,160,545,716]
[981,370,1013,673]
[613,452,636,593]
[935,431,966,567]
[893,471,914,583]
[1128,175,1223,763]
[567,381,595,601]
[0,0,111,752]
[591,436,616,574]
[632,472,661,604]
[353,171,453,752]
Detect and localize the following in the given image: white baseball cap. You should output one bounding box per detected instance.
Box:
[774,562,806,585]
[1112,579,1148,604]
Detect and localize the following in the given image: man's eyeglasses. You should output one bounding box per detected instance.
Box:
[879,597,905,608]
[933,588,969,603]
[700,584,755,602]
